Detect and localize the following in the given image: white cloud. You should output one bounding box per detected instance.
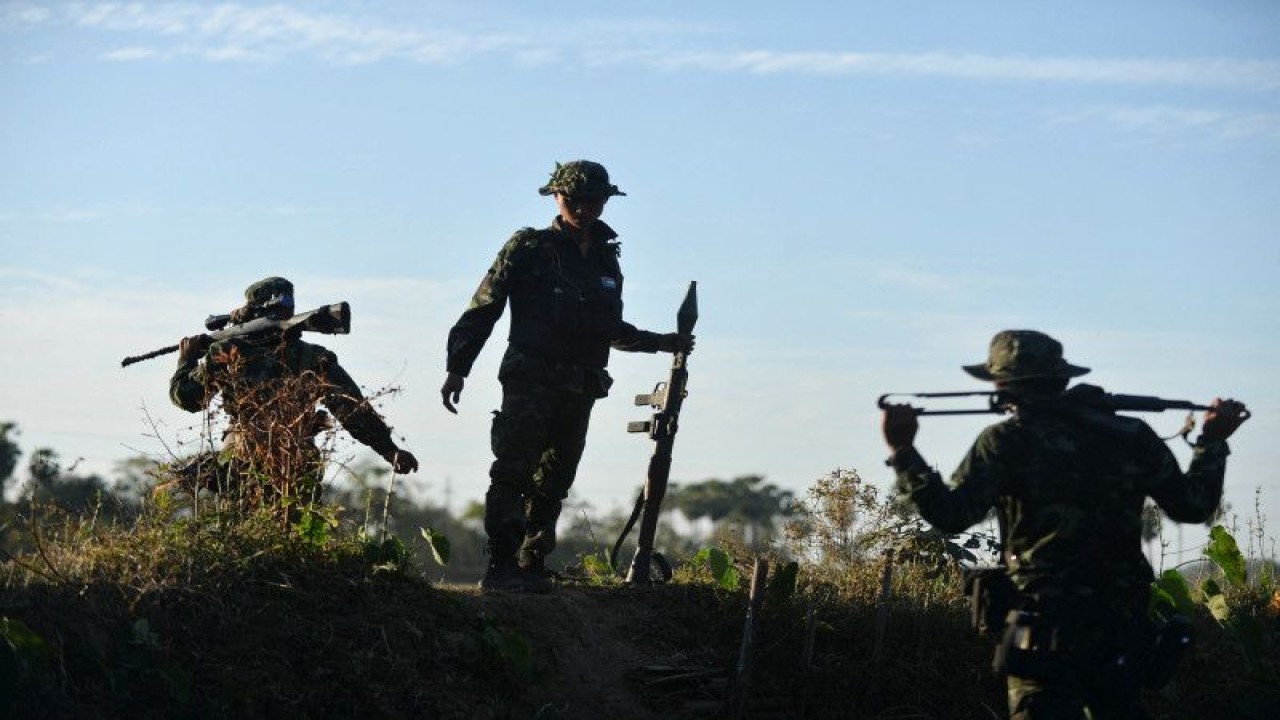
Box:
[1047,104,1280,141]
[0,2,51,26]
[1110,106,1280,140]
[28,202,160,223]
[20,3,1277,94]
[101,45,157,61]
[62,2,513,66]
[71,2,200,35]
[1,202,334,225]
[632,50,1280,92]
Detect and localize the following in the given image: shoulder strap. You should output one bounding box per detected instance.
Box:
[599,241,623,277]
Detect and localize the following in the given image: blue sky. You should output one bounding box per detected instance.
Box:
[2,1,1278,560]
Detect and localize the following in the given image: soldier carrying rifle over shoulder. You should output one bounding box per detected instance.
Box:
[169,276,418,497]
[881,329,1249,720]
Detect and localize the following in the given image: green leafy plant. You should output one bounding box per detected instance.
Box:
[577,549,616,585]
[362,533,409,573]
[1205,525,1247,587]
[293,502,341,547]
[419,526,451,566]
[1149,524,1268,672]
[1199,525,1266,667]
[1151,568,1197,620]
[691,546,740,591]
[0,615,52,687]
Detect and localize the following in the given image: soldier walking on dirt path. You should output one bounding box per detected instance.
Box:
[441,160,693,593]
[881,329,1248,719]
[170,276,418,497]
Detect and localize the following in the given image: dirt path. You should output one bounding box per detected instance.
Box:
[445,584,727,719]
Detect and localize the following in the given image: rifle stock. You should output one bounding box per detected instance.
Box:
[121,302,351,368]
[615,281,697,584]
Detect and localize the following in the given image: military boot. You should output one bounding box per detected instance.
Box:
[517,552,555,594]
[479,557,525,593]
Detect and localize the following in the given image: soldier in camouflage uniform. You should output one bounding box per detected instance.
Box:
[881,330,1249,719]
[441,161,692,593]
[171,277,418,495]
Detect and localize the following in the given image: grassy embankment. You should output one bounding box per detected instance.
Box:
[2,466,1277,719]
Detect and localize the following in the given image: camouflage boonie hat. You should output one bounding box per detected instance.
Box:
[537,160,626,198]
[963,330,1090,382]
[244,276,295,309]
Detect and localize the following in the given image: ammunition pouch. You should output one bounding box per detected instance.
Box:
[992,609,1064,681]
[987,591,1176,687]
[969,569,1067,681]
[964,566,1017,636]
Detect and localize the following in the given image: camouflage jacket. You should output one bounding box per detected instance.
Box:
[892,391,1229,593]
[445,216,664,387]
[169,333,398,457]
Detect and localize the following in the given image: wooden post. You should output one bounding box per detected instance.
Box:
[797,604,818,718]
[872,549,895,663]
[802,604,818,669]
[728,557,769,719]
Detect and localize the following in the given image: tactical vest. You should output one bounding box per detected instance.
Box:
[503,228,626,369]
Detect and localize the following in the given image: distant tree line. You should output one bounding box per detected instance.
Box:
[0,420,798,582]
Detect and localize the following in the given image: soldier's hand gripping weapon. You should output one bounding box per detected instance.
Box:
[611,281,697,584]
[120,302,351,367]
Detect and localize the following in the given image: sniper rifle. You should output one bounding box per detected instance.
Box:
[611,281,698,584]
[120,302,351,368]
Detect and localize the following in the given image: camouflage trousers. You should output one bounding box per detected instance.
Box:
[1003,592,1153,720]
[1008,667,1147,720]
[485,381,597,565]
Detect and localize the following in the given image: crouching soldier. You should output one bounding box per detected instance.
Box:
[169,276,417,499]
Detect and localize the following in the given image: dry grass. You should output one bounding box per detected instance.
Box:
[1,360,1275,719]
[0,504,528,719]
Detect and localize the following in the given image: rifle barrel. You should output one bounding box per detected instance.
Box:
[1107,394,1210,412]
[121,344,180,368]
[878,392,1003,415]
[120,302,350,369]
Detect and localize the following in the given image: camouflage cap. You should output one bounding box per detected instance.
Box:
[963,330,1090,382]
[244,276,295,309]
[537,160,626,198]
